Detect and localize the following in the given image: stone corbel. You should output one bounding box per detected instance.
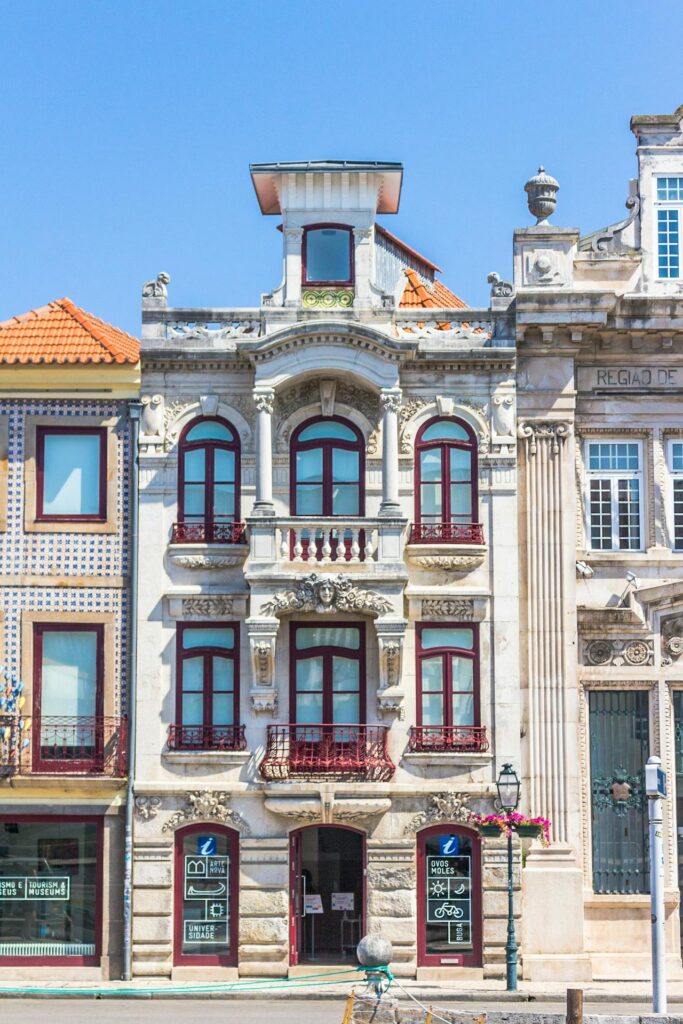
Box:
[247,618,279,713]
[376,620,406,719]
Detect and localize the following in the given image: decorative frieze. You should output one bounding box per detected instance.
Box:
[421,598,474,620]
[583,637,654,667]
[161,791,250,834]
[182,596,234,618]
[260,573,393,618]
[662,615,683,664]
[404,792,473,834]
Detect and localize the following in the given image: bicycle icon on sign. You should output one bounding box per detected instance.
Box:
[433,902,464,920]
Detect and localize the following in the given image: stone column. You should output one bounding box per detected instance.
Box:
[252,387,275,517]
[378,387,402,518]
[283,227,303,306]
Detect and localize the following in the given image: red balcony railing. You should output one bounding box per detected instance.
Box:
[171,521,246,544]
[409,522,484,545]
[167,723,247,752]
[260,724,395,782]
[0,715,127,777]
[408,725,489,753]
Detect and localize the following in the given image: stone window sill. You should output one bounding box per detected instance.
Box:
[162,749,252,767]
[402,752,493,767]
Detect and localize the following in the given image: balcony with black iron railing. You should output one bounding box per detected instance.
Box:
[167,723,247,752]
[408,725,489,754]
[260,724,395,782]
[168,521,248,569]
[405,521,486,572]
[0,715,127,778]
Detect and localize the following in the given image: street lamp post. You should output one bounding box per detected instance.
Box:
[496,763,521,992]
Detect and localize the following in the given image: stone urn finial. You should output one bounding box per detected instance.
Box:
[524,166,559,225]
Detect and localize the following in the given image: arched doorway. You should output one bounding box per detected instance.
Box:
[416,824,482,967]
[173,823,239,967]
[289,825,365,965]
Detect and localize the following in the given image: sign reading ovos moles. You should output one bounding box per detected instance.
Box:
[580,366,682,390]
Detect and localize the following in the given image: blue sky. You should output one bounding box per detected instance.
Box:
[0,0,681,334]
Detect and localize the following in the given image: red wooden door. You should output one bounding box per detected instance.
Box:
[289,830,303,965]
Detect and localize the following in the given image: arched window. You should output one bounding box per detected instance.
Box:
[302,224,354,286]
[413,417,478,543]
[291,417,364,516]
[173,823,239,966]
[176,417,241,543]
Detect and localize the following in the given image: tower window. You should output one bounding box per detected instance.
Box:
[303,225,353,285]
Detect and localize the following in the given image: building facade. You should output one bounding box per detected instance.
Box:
[0,299,140,979]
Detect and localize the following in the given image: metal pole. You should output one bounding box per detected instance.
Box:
[648,758,666,1013]
[505,825,518,991]
[122,402,141,981]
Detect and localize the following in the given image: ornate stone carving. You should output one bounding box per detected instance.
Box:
[166,323,257,346]
[142,271,170,299]
[518,420,571,456]
[412,554,485,571]
[302,288,354,309]
[399,397,489,454]
[261,574,393,618]
[250,690,278,714]
[422,599,474,620]
[404,792,473,834]
[135,795,161,821]
[583,638,654,667]
[487,271,514,298]
[319,380,337,417]
[275,381,378,454]
[492,392,515,437]
[379,388,402,414]
[246,620,278,709]
[169,554,247,569]
[253,388,275,415]
[264,796,391,824]
[662,615,683,665]
[141,394,164,436]
[182,596,234,618]
[163,400,196,451]
[162,791,250,833]
[527,252,562,285]
[524,166,559,225]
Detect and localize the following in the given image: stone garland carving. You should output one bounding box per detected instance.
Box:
[422,599,474,620]
[404,792,473,834]
[170,555,245,570]
[162,791,250,834]
[583,638,654,667]
[135,795,161,821]
[413,554,484,571]
[517,420,571,456]
[661,616,683,665]
[261,573,392,618]
[142,271,170,299]
[182,596,234,618]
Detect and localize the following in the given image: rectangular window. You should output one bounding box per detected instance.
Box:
[589,690,649,894]
[174,624,240,750]
[292,623,364,729]
[658,209,680,279]
[657,176,683,201]
[586,441,643,551]
[411,624,485,753]
[36,427,106,521]
[33,624,103,772]
[669,441,683,550]
[0,817,101,963]
[303,226,353,285]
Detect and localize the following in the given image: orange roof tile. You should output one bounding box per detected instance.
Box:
[399,269,467,310]
[0,298,140,365]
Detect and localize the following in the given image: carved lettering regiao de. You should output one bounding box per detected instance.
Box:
[595,368,678,388]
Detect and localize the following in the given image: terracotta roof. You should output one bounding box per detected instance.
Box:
[399,269,467,310]
[0,298,140,365]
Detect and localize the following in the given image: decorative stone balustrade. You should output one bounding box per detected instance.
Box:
[278,518,379,564]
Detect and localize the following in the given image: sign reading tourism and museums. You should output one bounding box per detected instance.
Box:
[183,853,229,946]
[426,855,471,947]
[0,876,70,900]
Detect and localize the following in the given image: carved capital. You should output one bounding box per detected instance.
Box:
[518,419,572,456]
[135,795,161,821]
[380,388,402,415]
[253,388,275,415]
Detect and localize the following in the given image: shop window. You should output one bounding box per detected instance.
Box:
[302,225,353,286]
[174,823,238,966]
[175,417,241,544]
[33,624,103,772]
[291,417,364,517]
[412,417,479,543]
[416,824,482,967]
[0,816,101,964]
[585,441,643,551]
[589,690,649,894]
[36,427,106,521]
[173,624,240,750]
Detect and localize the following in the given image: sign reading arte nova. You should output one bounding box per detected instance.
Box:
[580,366,682,391]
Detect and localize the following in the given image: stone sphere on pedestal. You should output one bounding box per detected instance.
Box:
[356,933,393,967]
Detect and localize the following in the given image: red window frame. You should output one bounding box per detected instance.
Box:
[178,416,241,527]
[416,622,479,729]
[301,223,354,287]
[414,416,478,526]
[173,822,239,967]
[290,621,366,724]
[32,623,104,774]
[290,415,365,517]
[36,426,107,522]
[0,814,103,966]
[416,823,482,968]
[175,622,239,739]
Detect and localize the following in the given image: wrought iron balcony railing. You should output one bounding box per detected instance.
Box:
[171,521,247,545]
[260,724,395,782]
[408,725,489,754]
[167,723,247,752]
[408,522,484,545]
[0,715,127,777]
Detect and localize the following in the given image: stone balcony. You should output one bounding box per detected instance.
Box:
[404,522,486,572]
[168,520,249,570]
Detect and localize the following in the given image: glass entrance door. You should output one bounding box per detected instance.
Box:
[417,825,482,967]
